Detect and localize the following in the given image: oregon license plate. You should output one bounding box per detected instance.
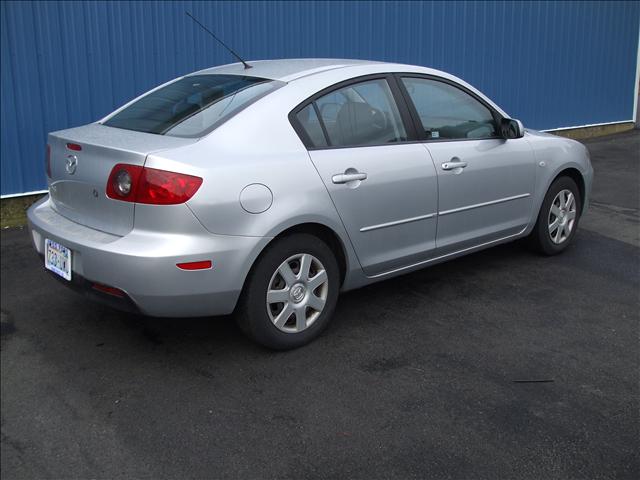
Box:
[45,238,72,281]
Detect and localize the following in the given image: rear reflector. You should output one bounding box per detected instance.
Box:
[92,283,126,297]
[66,143,82,151]
[176,260,212,271]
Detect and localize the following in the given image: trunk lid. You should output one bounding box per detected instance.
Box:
[48,123,195,236]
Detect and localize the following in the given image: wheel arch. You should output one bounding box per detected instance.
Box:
[268,222,348,285]
[240,222,351,304]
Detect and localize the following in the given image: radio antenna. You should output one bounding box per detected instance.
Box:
[185,11,252,69]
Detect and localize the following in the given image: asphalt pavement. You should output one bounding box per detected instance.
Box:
[1,130,639,479]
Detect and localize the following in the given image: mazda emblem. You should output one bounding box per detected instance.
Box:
[65,155,78,175]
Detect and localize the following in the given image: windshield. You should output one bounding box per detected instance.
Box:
[103,74,282,138]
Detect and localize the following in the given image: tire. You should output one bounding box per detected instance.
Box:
[529,176,582,255]
[236,233,340,350]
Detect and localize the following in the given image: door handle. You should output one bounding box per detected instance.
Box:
[441,159,468,170]
[332,172,368,184]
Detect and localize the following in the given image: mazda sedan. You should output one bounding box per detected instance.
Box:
[28,59,593,349]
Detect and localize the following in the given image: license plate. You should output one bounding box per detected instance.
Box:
[45,238,72,281]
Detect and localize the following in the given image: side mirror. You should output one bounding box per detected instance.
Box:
[500,118,525,139]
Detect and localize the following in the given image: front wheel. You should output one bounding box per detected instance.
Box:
[236,233,340,350]
[529,176,582,255]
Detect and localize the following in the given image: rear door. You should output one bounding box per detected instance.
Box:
[398,75,536,254]
[292,76,439,276]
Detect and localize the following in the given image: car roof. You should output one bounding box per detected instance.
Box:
[193,58,385,82]
[191,58,510,119]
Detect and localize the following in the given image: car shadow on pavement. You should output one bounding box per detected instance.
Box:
[99,238,529,350]
[90,227,632,358]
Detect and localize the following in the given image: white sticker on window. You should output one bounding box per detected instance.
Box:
[431,131,440,138]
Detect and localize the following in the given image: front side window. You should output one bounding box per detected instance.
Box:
[104,74,282,138]
[308,79,407,148]
[401,77,497,140]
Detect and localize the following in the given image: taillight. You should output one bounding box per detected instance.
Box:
[45,145,51,178]
[106,164,202,205]
[106,164,143,201]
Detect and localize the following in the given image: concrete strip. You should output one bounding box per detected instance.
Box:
[580,201,639,248]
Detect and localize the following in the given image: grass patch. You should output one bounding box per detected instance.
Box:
[1,194,45,229]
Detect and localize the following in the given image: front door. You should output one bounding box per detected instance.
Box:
[427,139,535,253]
[398,75,536,254]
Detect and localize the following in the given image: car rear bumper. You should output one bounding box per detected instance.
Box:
[41,262,142,314]
[27,196,270,317]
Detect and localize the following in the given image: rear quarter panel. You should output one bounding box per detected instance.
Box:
[142,78,367,288]
[146,93,344,239]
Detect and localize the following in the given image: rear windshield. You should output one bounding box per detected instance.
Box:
[103,74,282,138]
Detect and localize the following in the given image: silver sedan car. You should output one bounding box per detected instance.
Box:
[28,59,593,349]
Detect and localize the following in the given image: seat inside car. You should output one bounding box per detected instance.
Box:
[335,102,388,146]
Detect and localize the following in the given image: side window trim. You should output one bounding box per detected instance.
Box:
[393,73,504,142]
[311,101,331,147]
[387,74,420,142]
[288,73,419,150]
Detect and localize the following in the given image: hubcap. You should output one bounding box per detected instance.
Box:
[266,253,329,333]
[290,283,306,303]
[548,189,577,244]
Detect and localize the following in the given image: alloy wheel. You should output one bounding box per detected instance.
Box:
[548,189,577,244]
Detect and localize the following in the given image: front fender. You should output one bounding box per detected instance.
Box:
[524,132,593,234]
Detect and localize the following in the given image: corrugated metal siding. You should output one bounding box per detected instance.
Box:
[1,0,639,196]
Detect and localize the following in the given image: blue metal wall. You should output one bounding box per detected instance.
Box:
[2,1,639,196]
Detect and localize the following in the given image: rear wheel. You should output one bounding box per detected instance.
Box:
[529,176,581,255]
[236,233,340,350]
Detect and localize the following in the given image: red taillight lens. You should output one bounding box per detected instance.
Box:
[106,164,202,205]
[66,143,82,151]
[106,164,143,201]
[137,167,203,205]
[45,145,51,178]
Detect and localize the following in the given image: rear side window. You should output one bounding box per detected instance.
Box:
[401,77,497,140]
[104,75,282,138]
[295,78,407,148]
[315,79,407,147]
[295,104,328,147]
